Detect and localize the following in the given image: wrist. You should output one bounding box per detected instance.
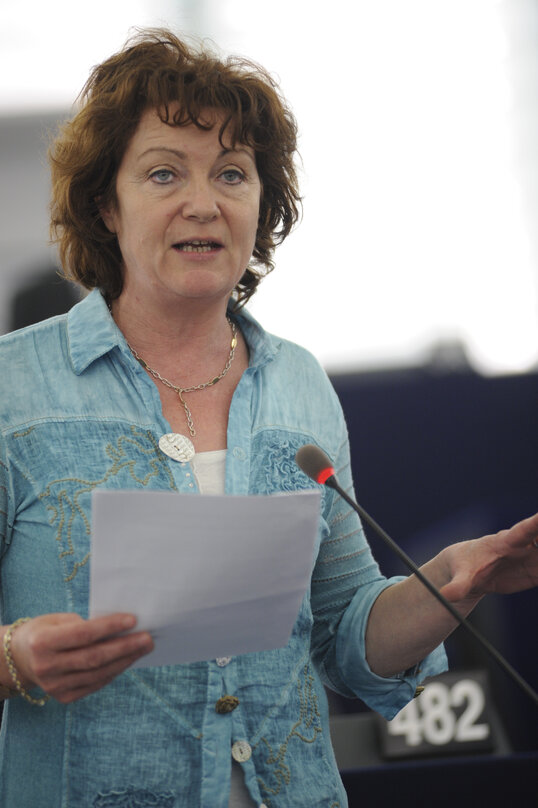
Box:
[438,543,486,611]
[2,618,49,707]
[0,682,18,700]
[7,620,35,689]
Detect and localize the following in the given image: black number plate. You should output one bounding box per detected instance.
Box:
[378,670,497,758]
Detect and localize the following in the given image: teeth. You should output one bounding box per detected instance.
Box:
[182,244,212,253]
[176,240,218,253]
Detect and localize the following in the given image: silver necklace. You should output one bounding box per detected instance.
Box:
[128,318,237,462]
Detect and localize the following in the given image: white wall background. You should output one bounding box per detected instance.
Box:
[1,0,537,375]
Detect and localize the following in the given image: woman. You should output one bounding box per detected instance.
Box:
[0,29,536,808]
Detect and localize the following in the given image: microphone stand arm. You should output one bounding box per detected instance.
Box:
[326,475,538,708]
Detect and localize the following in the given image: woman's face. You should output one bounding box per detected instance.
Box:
[101,106,261,310]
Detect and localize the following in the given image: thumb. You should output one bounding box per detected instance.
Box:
[439,571,478,605]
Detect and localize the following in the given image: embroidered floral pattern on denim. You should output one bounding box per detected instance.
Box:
[0,290,447,808]
[93,786,176,808]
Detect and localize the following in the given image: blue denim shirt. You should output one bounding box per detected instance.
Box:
[0,290,447,808]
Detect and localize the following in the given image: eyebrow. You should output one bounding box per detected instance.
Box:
[137,146,256,164]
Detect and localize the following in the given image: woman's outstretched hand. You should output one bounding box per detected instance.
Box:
[365,512,538,678]
[439,511,538,603]
[5,612,153,704]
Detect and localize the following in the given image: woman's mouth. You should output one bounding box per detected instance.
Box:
[173,239,222,253]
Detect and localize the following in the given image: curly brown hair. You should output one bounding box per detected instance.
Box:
[49,28,301,306]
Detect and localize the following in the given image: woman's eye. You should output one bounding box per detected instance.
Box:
[220,169,245,185]
[149,169,174,184]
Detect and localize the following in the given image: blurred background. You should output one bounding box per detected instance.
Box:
[1,0,536,782]
[2,0,538,372]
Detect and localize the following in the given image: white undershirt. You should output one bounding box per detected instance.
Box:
[190,450,227,495]
[192,451,256,808]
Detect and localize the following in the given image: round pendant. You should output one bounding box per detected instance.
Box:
[158,433,195,463]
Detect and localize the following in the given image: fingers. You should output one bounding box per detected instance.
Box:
[441,516,538,601]
[9,613,154,703]
[439,576,474,603]
[45,639,153,704]
[507,511,538,548]
[33,612,139,652]
[55,628,153,675]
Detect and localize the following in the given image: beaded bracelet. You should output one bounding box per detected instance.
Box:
[3,617,50,707]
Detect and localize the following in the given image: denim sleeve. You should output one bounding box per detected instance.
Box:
[309,421,448,720]
[0,436,10,561]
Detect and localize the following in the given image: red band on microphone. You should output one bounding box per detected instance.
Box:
[317,466,335,485]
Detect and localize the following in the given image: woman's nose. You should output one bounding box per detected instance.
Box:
[181,179,220,222]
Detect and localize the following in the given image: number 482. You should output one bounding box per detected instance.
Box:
[388,679,490,747]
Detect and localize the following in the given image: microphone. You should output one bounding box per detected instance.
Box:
[295,443,538,707]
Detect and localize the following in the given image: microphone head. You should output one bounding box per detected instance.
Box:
[295,444,336,485]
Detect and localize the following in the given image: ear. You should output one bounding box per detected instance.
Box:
[96,196,117,234]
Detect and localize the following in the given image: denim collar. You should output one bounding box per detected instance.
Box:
[67,289,280,376]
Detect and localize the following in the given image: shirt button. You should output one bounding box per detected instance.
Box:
[232,446,246,460]
[216,656,232,667]
[215,695,239,714]
[231,740,252,762]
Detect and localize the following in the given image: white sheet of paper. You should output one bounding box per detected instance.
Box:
[89,488,320,666]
